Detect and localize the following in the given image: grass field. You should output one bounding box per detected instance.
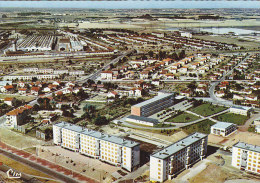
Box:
[190,103,227,117]
[181,119,215,134]
[0,94,35,102]
[0,155,57,183]
[214,112,248,125]
[194,35,260,49]
[166,112,201,123]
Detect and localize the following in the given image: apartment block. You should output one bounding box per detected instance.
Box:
[53,122,140,172]
[131,92,175,117]
[150,132,208,182]
[232,142,260,175]
[211,122,237,137]
[5,105,33,127]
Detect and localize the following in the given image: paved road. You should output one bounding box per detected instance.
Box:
[121,109,229,130]
[208,54,251,106]
[79,50,133,82]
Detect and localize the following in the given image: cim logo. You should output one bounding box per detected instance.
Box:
[6,169,22,179]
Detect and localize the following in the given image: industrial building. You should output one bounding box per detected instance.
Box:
[150,132,208,182]
[210,122,237,137]
[131,92,175,117]
[53,122,140,172]
[16,35,54,52]
[232,142,260,175]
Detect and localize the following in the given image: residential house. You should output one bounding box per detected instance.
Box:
[31,87,40,95]
[101,71,113,80]
[4,97,14,106]
[18,88,27,95]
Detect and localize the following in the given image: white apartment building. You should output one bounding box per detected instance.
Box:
[38,69,54,74]
[101,71,113,80]
[69,71,85,76]
[5,105,32,127]
[23,68,39,73]
[131,92,175,117]
[3,74,59,81]
[232,142,260,175]
[150,132,208,182]
[53,70,69,75]
[211,122,237,137]
[53,122,140,172]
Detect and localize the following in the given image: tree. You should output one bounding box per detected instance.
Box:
[32,77,38,82]
[171,52,179,60]
[179,50,186,59]
[148,51,153,58]
[94,115,109,126]
[33,104,40,111]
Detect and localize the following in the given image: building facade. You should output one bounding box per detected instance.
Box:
[232,142,260,175]
[53,122,140,172]
[131,92,175,117]
[5,105,32,127]
[150,132,208,182]
[210,122,237,137]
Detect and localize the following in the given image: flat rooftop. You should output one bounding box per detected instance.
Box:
[233,142,260,153]
[133,93,174,108]
[54,122,139,148]
[211,122,236,129]
[151,132,207,160]
[126,115,159,124]
[230,105,252,110]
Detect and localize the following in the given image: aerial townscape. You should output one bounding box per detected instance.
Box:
[0,1,259,183]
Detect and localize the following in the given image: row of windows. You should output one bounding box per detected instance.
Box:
[81,149,96,156]
[237,149,260,156]
[101,156,118,163]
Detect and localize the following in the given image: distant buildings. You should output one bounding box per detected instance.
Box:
[131,92,175,117]
[53,122,140,172]
[232,142,260,175]
[210,122,237,137]
[150,132,208,182]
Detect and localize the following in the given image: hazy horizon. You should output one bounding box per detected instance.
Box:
[0,1,258,9]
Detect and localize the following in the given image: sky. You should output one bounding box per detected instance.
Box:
[0,1,258,9]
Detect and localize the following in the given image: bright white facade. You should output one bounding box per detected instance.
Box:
[229,106,252,116]
[53,122,140,172]
[150,132,208,182]
[210,122,237,137]
[232,142,260,175]
[69,71,85,76]
[3,74,59,81]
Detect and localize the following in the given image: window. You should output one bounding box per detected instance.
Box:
[158,172,161,175]
[158,176,161,179]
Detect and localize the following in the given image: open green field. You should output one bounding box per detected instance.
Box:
[80,101,106,110]
[181,119,215,134]
[0,94,35,103]
[214,112,248,125]
[190,103,227,117]
[194,35,260,49]
[166,112,201,123]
